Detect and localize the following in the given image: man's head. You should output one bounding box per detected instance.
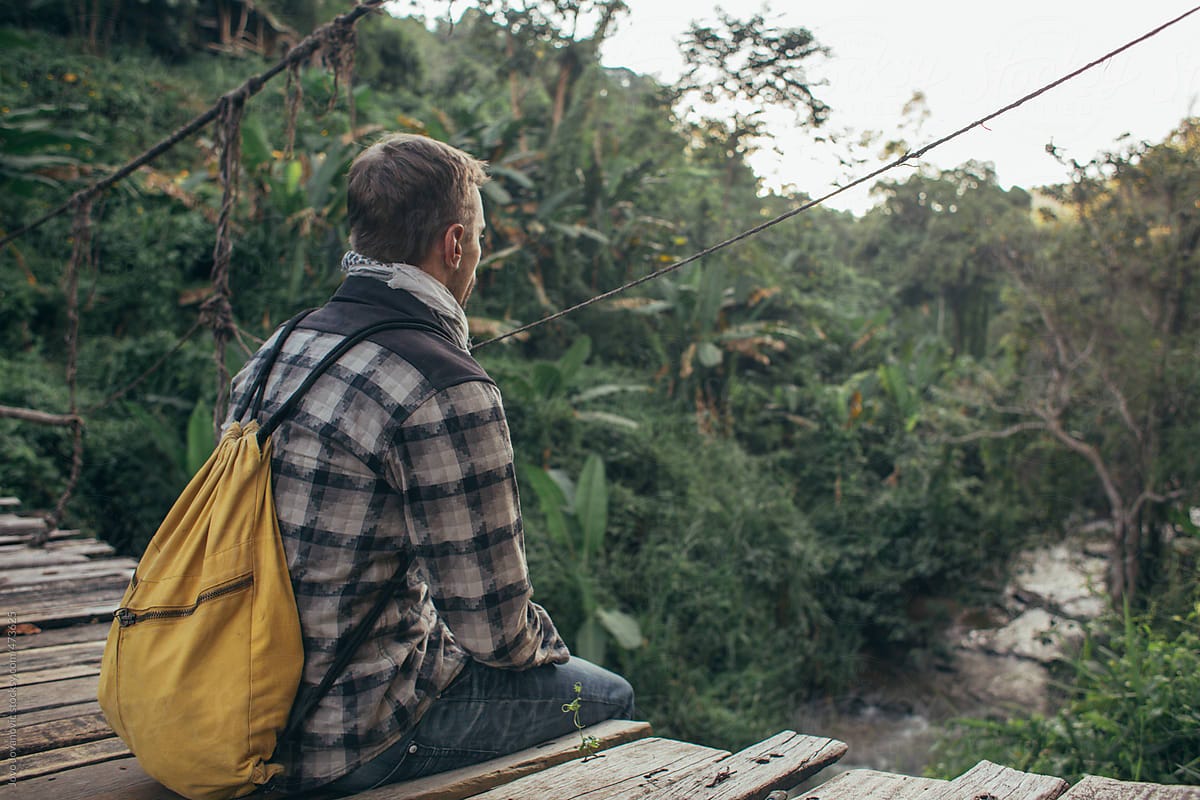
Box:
[347,134,488,306]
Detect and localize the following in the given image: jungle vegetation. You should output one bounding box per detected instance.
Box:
[2,0,1198,782]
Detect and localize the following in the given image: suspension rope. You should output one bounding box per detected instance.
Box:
[42,197,93,540]
[470,3,1200,350]
[0,0,385,253]
[82,320,205,414]
[205,92,246,431]
[0,0,381,532]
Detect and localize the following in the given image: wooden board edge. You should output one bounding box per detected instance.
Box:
[643,729,848,800]
[801,768,951,800]
[355,719,653,800]
[1061,775,1200,799]
[8,736,131,782]
[937,759,1070,800]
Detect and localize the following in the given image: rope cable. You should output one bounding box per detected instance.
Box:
[470,3,1200,350]
[43,198,92,540]
[3,2,1195,422]
[82,320,205,414]
[206,93,246,433]
[0,0,385,252]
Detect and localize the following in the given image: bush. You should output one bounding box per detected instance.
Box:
[929,608,1200,785]
[484,348,844,750]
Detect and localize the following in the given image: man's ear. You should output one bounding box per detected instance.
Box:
[441,223,466,270]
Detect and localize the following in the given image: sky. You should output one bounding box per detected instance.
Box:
[399,2,1200,214]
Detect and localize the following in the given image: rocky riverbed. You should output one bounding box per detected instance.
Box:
[793,531,1111,778]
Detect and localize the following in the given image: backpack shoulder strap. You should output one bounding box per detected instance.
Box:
[261,317,452,746]
[229,308,317,425]
[279,561,409,744]
[256,318,450,446]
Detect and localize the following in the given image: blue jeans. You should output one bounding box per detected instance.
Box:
[324,657,635,795]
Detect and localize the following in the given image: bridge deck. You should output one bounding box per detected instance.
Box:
[3,500,1196,800]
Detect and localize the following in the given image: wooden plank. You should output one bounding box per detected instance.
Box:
[1062,776,1200,799]
[934,761,1069,800]
[6,621,110,648]
[0,536,111,554]
[461,737,729,800]
[0,545,117,567]
[15,661,101,687]
[645,730,847,800]
[12,602,121,628]
[7,592,122,628]
[11,758,184,800]
[33,533,101,548]
[0,532,99,551]
[0,560,135,587]
[15,673,99,712]
[19,719,653,800]
[6,737,130,784]
[0,514,47,534]
[3,574,128,602]
[0,551,94,570]
[0,496,21,507]
[15,709,112,756]
[12,698,101,727]
[353,719,653,800]
[803,769,950,799]
[11,639,105,672]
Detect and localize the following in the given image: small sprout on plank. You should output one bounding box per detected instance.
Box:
[561,681,602,759]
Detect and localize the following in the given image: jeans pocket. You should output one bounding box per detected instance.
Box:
[326,736,415,795]
[361,748,414,791]
[399,740,500,781]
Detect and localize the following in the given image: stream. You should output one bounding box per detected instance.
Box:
[792,531,1110,778]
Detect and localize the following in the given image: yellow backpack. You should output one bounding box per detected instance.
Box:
[98,314,435,800]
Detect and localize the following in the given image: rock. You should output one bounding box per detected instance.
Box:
[952,650,1051,713]
[1008,542,1107,619]
[962,608,1083,664]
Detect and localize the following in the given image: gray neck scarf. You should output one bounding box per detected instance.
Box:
[340,251,470,350]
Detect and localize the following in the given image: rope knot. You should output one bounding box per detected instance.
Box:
[199,293,236,334]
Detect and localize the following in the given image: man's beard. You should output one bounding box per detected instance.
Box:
[457,275,476,310]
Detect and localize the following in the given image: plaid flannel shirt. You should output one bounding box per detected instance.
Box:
[225,276,569,794]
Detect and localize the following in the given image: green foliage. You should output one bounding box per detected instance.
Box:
[0,103,98,194]
[857,163,1032,358]
[677,8,829,128]
[522,453,642,665]
[2,6,1198,765]
[930,608,1200,784]
[605,416,836,749]
[495,336,643,459]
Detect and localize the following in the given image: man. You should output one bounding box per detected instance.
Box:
[225,134,634,796]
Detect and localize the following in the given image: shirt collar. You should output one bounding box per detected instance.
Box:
[340,251,469,350]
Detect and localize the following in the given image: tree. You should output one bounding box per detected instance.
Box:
[676,7,828,127]
[858,162,1034,358]
[961,120,1200,604]
[675,6,828,165]
[474,0,629,144]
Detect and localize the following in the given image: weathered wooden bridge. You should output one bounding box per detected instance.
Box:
[3,498,1198,800]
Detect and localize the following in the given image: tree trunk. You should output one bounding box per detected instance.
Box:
[550,56,572,140]
[1110,508,1137,607]
[505,30,527,152]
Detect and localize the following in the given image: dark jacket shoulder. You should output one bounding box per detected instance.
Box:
[299,276,492,393]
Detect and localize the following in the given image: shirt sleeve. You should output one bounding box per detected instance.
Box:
[386,379,570,670]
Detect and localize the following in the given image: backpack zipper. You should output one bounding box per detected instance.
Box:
[115,574,254,627]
